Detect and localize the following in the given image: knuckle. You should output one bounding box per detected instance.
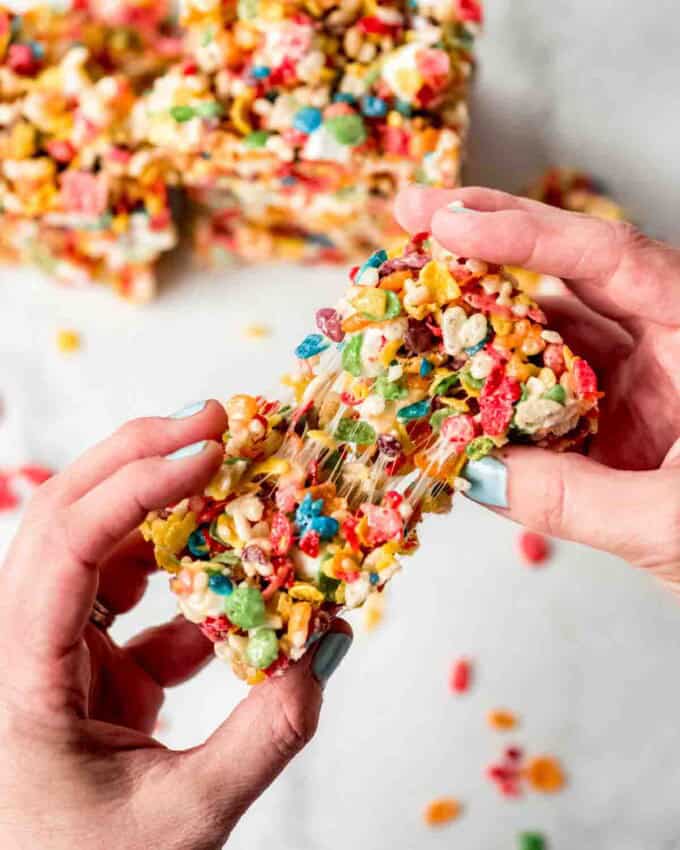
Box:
[270,694,318,761]
[537,460,567,538]
[116,418,161,459]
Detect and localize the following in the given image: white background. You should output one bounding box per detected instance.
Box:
[1,1,680,847]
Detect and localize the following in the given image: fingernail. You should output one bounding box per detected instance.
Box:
[446,202,481,214]
[169,401,207,419]
[463,456,508,508]
[165,440,208,461]
[312,632,352,687]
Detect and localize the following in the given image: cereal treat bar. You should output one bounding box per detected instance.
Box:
[143,232,601,683]
[0,6,180,300]
[133,0,482,265]
[527,168,626,222]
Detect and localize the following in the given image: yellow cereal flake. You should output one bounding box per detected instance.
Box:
[288,583,325,604]
[423,797,462,827]
[251,457,290,478]
[56,329,81,353]
[287,600,312,641]
[420,260,460,305]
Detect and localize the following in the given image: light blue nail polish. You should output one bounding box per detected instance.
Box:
[165,440,208,461]
[464,456,508,508]
[312,632,352,687]
[447,202,480,214]
[169,401,207,419]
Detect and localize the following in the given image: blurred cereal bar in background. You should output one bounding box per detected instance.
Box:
[0,4,180,301]
[132,0,482,266]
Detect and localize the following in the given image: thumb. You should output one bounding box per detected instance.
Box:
[178,621,352,842]
[465,448,680,568]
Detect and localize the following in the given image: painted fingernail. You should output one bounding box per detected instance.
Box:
[169,401,207,419]
[165,440,208,461]
[312,631,352,687]
[463,456,508,508]
[446,202,481,214]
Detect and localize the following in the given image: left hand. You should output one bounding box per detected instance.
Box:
[0,401,351,850]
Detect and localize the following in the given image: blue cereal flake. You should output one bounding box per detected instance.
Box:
[208,573,233,595]
[187,528,210,559]
[364,249,388,269]
[333,92,356,104]
[464,334,490,357]
[293,105,323,134]
[310,515,340,540]
[419,358,434,377]
[396,399,431,422]
[295,493,339,540]
[250,65,270,78]
[369,572,380,585]
[295,333,330,359]
[361,95,388,117]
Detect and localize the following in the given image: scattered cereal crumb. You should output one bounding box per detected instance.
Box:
[423,797,461,826]
[518,530,551,566]
[0,472,20,512]
[524,755,565,793]
[487,709,519,731]
[449,657,472,694]
[243,323,271,340]
[56,329,81,353]
[363,591,385,631]
[486,746,524,798]
[18,465,54,485]
[518,832,547,850]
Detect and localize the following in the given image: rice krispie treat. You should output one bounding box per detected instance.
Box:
[144,231,600,682]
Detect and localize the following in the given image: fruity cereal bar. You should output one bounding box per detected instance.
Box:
[0,5,180,299]
[134,0,482,265]
[143,233,601,683]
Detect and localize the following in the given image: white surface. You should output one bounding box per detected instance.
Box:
[1,1,680,847]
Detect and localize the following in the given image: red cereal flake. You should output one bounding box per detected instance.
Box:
[441,413,480,450]
[361,503,403,545]
[518,530,551,566]
[0,473,19,512]
[457,0,483,24]
[480,396,514,436]
[270,512,294,555]
[543,343,565,377]
[486,746,524,798]
[200,615,233,643]
[299,530,320,557]
[18,465,54,486]
[449,657,472,694]
[572,358,598,398]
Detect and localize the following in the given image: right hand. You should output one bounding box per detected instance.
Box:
[396,185,680,594]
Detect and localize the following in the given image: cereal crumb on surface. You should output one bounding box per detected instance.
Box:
[243,323,271,340]
[518,530,551,566]
[524,755,565,793]
[487,709,519,731]
[423,797,461,826]
[56,329,81,353]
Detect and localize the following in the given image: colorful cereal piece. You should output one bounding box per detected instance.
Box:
[518,531,551,566]
[487,709,519,731]
[56,330,81,354]
[450,658,472,694]
[518,833,547,850]
[524,756,566,793]
[423,797,461,826]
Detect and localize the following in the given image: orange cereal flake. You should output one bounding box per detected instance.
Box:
[524,755,565,793]
[243,323,271,339]
[487,709,519,731]
[423,797,462,826]
[363,591,385,631]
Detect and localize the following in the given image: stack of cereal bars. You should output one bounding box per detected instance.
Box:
[0,0,482,295]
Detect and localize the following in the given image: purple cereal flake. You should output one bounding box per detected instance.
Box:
[242,544,267,564]
[377,434,402,458]
[404,317,436,354]
[378,253,430,277]
[315,307,345,342]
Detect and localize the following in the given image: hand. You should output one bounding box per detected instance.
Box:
[0,401,352,850]
[396,186,680,593]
